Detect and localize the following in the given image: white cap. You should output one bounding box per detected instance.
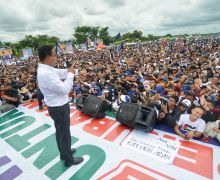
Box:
[120,95,131,102]
[103,89,110,93]
[181,99,191,108]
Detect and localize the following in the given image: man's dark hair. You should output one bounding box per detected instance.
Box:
[38,45,54,61]
[170,95,179,103]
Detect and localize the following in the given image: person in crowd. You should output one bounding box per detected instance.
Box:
[72,81,82,104]
[19,86,30,104]
[204,120,220,142]
[158,95,180,128]
[112,95,131,112]
[0,83,20,113]
[36,88,44,110]
[174,106,206,140]
[178,99,191,115]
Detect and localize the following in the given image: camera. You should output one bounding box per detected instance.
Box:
[200,85,207,89]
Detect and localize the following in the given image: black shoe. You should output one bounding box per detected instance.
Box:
[60,148,77,160]
[39,106,43,110]
[64,157,84,167]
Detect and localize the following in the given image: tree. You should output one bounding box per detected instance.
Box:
[165,33,172,37]
[73,26,99,44]
[90,27,99,41]
[147,34,155,41]
[4,42,12,47]
[121,32,132,40]
[131,30,143,39]
[99,27,112,45]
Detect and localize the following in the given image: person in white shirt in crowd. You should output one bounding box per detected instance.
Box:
[112,95,131,112]
[37,45,83,167]
[174,106,206,140]
[204,120,220,142]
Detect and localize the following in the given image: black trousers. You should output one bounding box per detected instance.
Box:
[48,103,73,162]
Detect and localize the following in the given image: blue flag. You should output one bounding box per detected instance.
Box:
[115,33,121,40]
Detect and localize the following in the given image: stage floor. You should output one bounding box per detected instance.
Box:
[0,101,220,180]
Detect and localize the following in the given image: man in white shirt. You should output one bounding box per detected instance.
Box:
[37,45,83,167]
[174,106,206,140]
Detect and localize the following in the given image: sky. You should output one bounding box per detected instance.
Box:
[0,0,220,42]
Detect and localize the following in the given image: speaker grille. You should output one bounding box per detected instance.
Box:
[83,96,103,115]
[116,103,139,126]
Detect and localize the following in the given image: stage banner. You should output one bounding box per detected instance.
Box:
[64,42,73,54]
[22,48,33,59]
[0,48,14,65]
[0,48,12,58]
[0,102,219,179]
[80,43,88,52]
[121,130,180,164]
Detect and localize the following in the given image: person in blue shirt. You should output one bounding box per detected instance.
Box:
[73,81,82,104]
[92,86,102,96]
[128,83,137,96]
[74,82,81,96]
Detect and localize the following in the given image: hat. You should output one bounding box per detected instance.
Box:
[103,89,110,93]
[215,65,220,69]
[94,86,99,90]
[180,99,191,108]
[131,83,138,87]
[182,84,191,93]
[20,87,28,94]
[120,95,131,102]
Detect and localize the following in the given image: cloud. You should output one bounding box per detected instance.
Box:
[0,0,219,42]
[104,0,127,8]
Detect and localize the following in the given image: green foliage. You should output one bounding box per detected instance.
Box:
[0,35,59,57]
[131,30,143,39]
[73,26,114,45]
[99,27,112,45]
[19,35,59,50]
[165,33,172,37]
[73,26,99,44]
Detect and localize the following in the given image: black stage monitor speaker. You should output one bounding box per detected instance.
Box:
[134,106,157,132]
[116,103,157,132]
[76,94,89,111]
[116,103,139,127]
[78,95,107,118]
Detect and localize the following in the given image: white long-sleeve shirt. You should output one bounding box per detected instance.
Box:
[37,63,74,107]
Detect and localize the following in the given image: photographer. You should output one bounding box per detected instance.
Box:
[158,95,180,128]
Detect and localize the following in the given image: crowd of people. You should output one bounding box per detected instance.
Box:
[0,36,220,143]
